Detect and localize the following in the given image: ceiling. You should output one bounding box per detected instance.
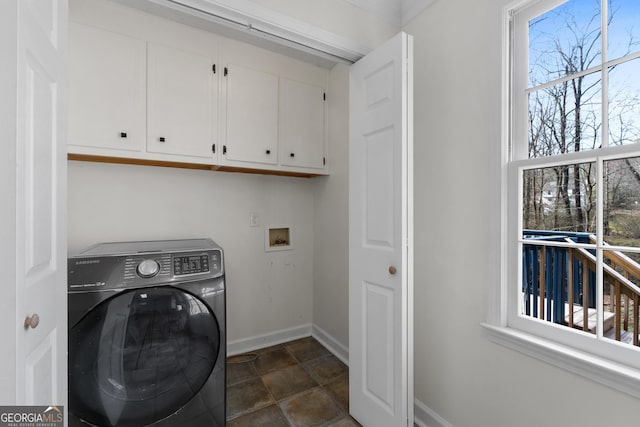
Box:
[117,0,436,68]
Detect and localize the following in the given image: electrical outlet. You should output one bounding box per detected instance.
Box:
[249,212,260,227]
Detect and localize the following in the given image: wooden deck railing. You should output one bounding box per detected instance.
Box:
[522,230,640,346]
[590,235,640,345]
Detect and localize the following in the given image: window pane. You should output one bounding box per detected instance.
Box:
[602,249,640,347]
[608,59,640,147]
[523,163,597,233]
[528,73,602,158]
[516,0,640,356]
[529,0,602,88]
[604,157,640,243]
[607,0,640,62]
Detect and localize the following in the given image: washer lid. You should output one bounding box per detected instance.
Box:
[75,238,221,257]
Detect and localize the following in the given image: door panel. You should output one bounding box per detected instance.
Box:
[223,63,278,165]
[68,23,146,152]
[364,126,395,248]
[349,32,413,427]
[147,43,217,159]
[25,331,57,405]
[15,0,67,408]
[279,78,325,169]
[363,281,394,410]
[23,53,55,277]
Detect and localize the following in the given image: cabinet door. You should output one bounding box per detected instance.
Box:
[147,43,217,160]
[68,23,146,152]
[223,64,278,165]
[279,78,326,169]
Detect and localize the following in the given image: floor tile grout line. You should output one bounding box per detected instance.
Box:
[227,336,356,426]
[257,375,294,427]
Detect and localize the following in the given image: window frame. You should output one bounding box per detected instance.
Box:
[484,0,640,399]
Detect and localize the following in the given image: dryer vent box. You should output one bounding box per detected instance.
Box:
[266,226,292,251]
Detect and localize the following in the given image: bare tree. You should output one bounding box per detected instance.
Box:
[524,0,638,233]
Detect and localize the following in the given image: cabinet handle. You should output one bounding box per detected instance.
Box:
[159,137,165,142]
[290,153,295,158]
[266,149,271,155]
[120,132,127,138]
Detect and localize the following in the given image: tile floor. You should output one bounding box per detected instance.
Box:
[226,336,361,426]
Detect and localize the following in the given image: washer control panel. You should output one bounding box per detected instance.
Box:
[173,254,209,276]
[124,254,172,284]
[68,248,223,292]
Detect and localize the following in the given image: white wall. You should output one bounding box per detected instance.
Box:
[68,162,315,344]
[250,0,398,52]
[405,0,640,426]
[312,63,350,350]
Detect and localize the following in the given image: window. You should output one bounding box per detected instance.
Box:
[487,0,640,394]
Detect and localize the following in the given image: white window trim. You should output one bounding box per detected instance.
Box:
[482,0,640,400]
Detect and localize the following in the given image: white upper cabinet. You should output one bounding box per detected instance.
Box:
[147,43,217,160]
[222,64,279,165]
[279,78,326,170]
[68,0,328,176]
[218,37,328,175]
[68,22,146,153]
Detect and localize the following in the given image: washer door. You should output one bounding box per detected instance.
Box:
[69,287,220,427]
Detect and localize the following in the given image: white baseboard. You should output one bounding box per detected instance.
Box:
[414,399,454,427]
[226,322,349,363]
[227,323,312,356]
[311,324,349,365]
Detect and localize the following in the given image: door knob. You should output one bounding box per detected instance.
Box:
[24,313,40,329]
[388,266,397,275]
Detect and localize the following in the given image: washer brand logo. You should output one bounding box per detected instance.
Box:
[75,259,100,265]
[0,406,63,427]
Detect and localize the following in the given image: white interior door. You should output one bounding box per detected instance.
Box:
[349,32,413,427]
[2,0,68,410]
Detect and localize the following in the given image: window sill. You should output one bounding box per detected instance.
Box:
[481,323,640,399]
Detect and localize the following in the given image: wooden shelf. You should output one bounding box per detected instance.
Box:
[68,153,322,178]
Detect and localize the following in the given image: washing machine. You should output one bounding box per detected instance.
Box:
[67,239,226,427]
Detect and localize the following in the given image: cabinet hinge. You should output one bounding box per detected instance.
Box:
[224,67,228,77]
[323,92,326,101]
[323,157,326,166]
[223,145,227,154]
[212,144,216,153]
[212,64,216,74]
